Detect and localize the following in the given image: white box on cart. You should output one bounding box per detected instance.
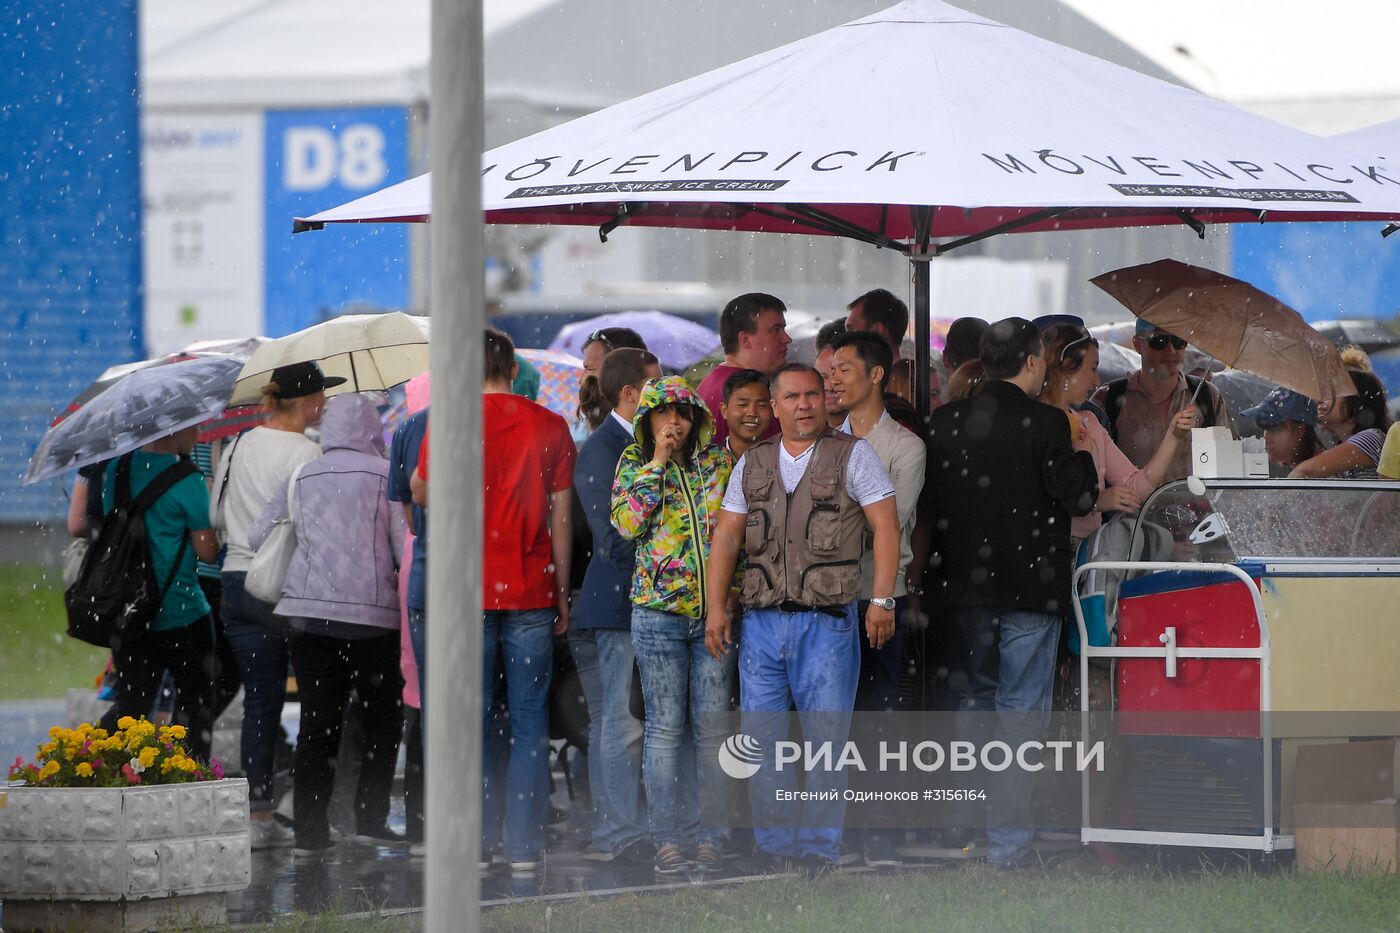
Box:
[1192,426,1242,478]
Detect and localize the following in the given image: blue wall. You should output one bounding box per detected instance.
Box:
[1232,222,1400,323]
[0,0,144,521]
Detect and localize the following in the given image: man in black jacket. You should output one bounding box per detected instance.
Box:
[924,317,1098,867]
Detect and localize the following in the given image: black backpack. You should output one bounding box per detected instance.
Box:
[64,453,198,652]
[1102,375,1218,443]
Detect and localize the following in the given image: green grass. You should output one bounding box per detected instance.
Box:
[0,562,106,701]
[231,855,1400,932]
[238,915,419,932]
[480,858,1400,933]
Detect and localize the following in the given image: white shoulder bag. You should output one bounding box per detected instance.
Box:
[245,464,305,604]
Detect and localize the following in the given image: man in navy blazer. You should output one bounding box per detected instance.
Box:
[570,348,661,863]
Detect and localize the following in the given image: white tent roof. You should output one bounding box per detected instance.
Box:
[142,0,1189,111]
[1062,0,1400,104]
[141,0,555,108]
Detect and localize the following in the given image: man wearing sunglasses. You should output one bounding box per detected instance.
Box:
[1091,318,1234,483]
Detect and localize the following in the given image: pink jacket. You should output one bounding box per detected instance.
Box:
[1072,411,1155,540]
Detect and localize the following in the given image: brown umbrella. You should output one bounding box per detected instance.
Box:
[1090,259,1355,402]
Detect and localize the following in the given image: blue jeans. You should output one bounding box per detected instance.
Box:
[568,627,647,854]
[955,606,1062,863]
[221,571,290,811]
[631,606,738,849]
[741,603,860,862]
[482,607,556,862]
[407,607,426,706]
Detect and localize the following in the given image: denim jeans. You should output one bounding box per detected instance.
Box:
[631,606,738,850]
[482,607,556,862]
[221,572,290,811]
[288,627,403,848]
[569,627,648,854]
[740,603,860,862]
[407,607,426,707]
[955,606,1062,863]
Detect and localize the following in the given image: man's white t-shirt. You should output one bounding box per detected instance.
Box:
[721,436,894,514]
[211,426,321,572]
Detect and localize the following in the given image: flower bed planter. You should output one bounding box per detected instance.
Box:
[0,779,250,931]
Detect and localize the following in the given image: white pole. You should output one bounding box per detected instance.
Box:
[426,0,483,929]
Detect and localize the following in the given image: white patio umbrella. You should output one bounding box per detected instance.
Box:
[296,0,1400,410]
[1333,117,1400,158]
[229,312,429,405]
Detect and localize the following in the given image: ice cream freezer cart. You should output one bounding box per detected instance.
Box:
[1072,478,1400,853]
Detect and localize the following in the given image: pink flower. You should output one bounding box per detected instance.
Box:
[121,763,141,785]
[209,757,225,780]
[92,758,105,770]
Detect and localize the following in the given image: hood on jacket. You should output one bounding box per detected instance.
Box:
[632,375,714,450]
[319,393,387,458]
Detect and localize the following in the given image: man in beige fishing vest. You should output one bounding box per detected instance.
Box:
[705,363,900,875]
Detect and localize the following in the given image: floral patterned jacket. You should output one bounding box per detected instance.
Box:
[610,376,734,620]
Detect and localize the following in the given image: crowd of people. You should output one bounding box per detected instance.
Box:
[67,290,1400,878]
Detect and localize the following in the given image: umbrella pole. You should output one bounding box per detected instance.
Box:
[426,0,484,929]
[912,253,932,421]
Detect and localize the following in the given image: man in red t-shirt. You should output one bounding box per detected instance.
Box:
[696,292,790,447]
[413,327,577,872]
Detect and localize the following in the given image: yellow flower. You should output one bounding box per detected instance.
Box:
[39,741,57,756]
[39,760,61,780]
[117,716,138,731]
[165,725,187,741]
[138,746,159,769]
[161,757,177,775]
[75,763,93,778]
[180,757,197,773]
[48,726,65,741]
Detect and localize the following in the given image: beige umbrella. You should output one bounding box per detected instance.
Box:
[1090,259,1355,403]
[229,312,430,405]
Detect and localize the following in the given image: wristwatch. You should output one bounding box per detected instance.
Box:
[870,596,896,610]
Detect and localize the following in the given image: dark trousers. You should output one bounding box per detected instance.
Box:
[197,575,242,719]
[288,627,404,848]
[100,616,216,760]
[851,597,907,856]
[403,705,425,844]
[221,571,290,810]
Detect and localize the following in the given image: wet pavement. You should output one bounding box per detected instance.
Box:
[227,818,993,925]
[6,701,1018,923]
[0,699,66,771]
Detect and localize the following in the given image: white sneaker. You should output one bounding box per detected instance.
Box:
[249,818,295,850]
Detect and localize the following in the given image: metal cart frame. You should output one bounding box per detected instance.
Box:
[1071,559,1294,853]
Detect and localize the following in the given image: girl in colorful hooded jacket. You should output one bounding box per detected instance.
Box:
[610,375,737,874]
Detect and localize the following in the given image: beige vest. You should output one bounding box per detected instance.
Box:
[739,429,867,608]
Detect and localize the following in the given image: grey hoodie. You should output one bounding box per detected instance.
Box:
[250,394,405,631]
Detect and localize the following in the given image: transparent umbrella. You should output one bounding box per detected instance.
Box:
[25,357,244,484]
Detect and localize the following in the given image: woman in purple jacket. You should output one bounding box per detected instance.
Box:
[251,393,406,857]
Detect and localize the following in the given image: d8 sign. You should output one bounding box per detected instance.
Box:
[282,123,389,191]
